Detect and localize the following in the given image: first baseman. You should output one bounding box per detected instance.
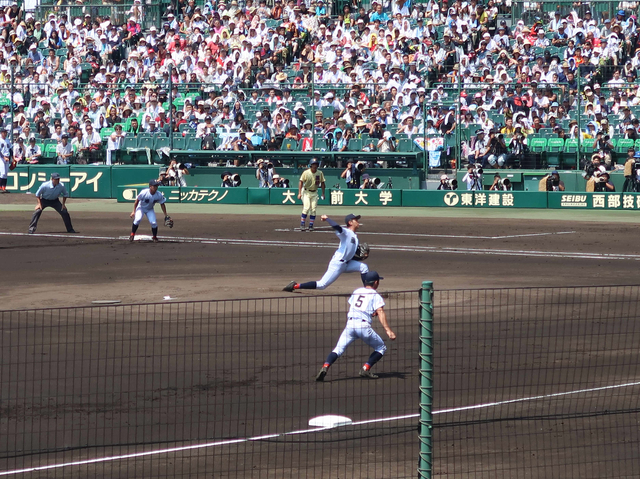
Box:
[28,172,76,234]
[283,213,369,292]
[298,158,325,231]
[316,271,396,381]
[130,179,169,243]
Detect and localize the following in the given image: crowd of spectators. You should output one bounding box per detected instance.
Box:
[1,0,640,170]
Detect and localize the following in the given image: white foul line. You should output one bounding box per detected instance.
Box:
[274,229,577,240]
[1,231,637,261]
[2,380,639,476]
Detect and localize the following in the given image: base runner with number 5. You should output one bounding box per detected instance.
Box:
[315,271,396,381]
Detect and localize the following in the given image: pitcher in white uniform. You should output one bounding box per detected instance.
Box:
[129,179,169,243]
[283,213,369,292]
[315,271,396,381]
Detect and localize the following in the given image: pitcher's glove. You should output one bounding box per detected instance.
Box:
[353,242,370,261]
[164,215,174,228]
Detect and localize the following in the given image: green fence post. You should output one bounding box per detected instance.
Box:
[418,281,433,479]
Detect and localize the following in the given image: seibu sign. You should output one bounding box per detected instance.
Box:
[549,192,640,209]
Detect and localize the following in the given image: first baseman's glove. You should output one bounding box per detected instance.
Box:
[164,215,174,228]
[353,242,370,261]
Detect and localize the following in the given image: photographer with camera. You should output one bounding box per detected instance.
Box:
[623,150,640,192]
[369,121,385,140]
[166,160,189,187]
[489,173,512,191]
[593,131,614,169]
[360,173,383,190]
[593,171,615,192]
[271,174,290,188]
[255,159,276,188]
[487,132,508,169]
[539,170,565,192]
[462,163,484,191]
[437,174,458,190]
[341,160,361,189]
[507,130,527,168]
[583,154,607,192]
[377,131,396,153]
[221,171,241,188]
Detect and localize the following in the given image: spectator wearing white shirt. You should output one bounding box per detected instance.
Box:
[56,134,73,164]
[12,136,25,164]
[534,29,550,48]
[106,125,125,165]
[25,137,42,164]
[78,124,101,164]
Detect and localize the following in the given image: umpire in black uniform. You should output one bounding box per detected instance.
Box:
[28,172,76,234]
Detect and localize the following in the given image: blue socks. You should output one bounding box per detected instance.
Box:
[365,351,383,368]
[324,352,339,367]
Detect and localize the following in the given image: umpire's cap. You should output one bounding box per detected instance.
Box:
[149,179,161,186]
[345,213,361,225]
[363,271,383,283]
[51,172,61,180]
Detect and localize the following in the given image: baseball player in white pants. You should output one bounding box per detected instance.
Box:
[283,213,369,292]
[298,158,326,232]
[316,271,396,381]
[129,179,168,243]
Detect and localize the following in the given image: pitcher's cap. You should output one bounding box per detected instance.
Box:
[345,213,361,225]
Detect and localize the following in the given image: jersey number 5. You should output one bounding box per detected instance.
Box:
[355,295,365,308]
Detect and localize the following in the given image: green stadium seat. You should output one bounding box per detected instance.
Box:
[347,139,363,151]
[397,138,416,153]
[171,136,187,150]
[546,138,565,167]
[615,138,634,154]
[563,139,578,153]
[186,137,201,150]
[137,136,154,149]
[100,127,114,140]
[121,136,138,149]
[42,143,57,159]
[528,137,547,154]
[154,136,170,150]
[281,139,298,151]
[321,106,334,118]
[563,139,579,168]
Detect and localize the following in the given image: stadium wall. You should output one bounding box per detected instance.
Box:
[115,186,640,211]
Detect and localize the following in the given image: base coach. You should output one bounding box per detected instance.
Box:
[28,172,76,234]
